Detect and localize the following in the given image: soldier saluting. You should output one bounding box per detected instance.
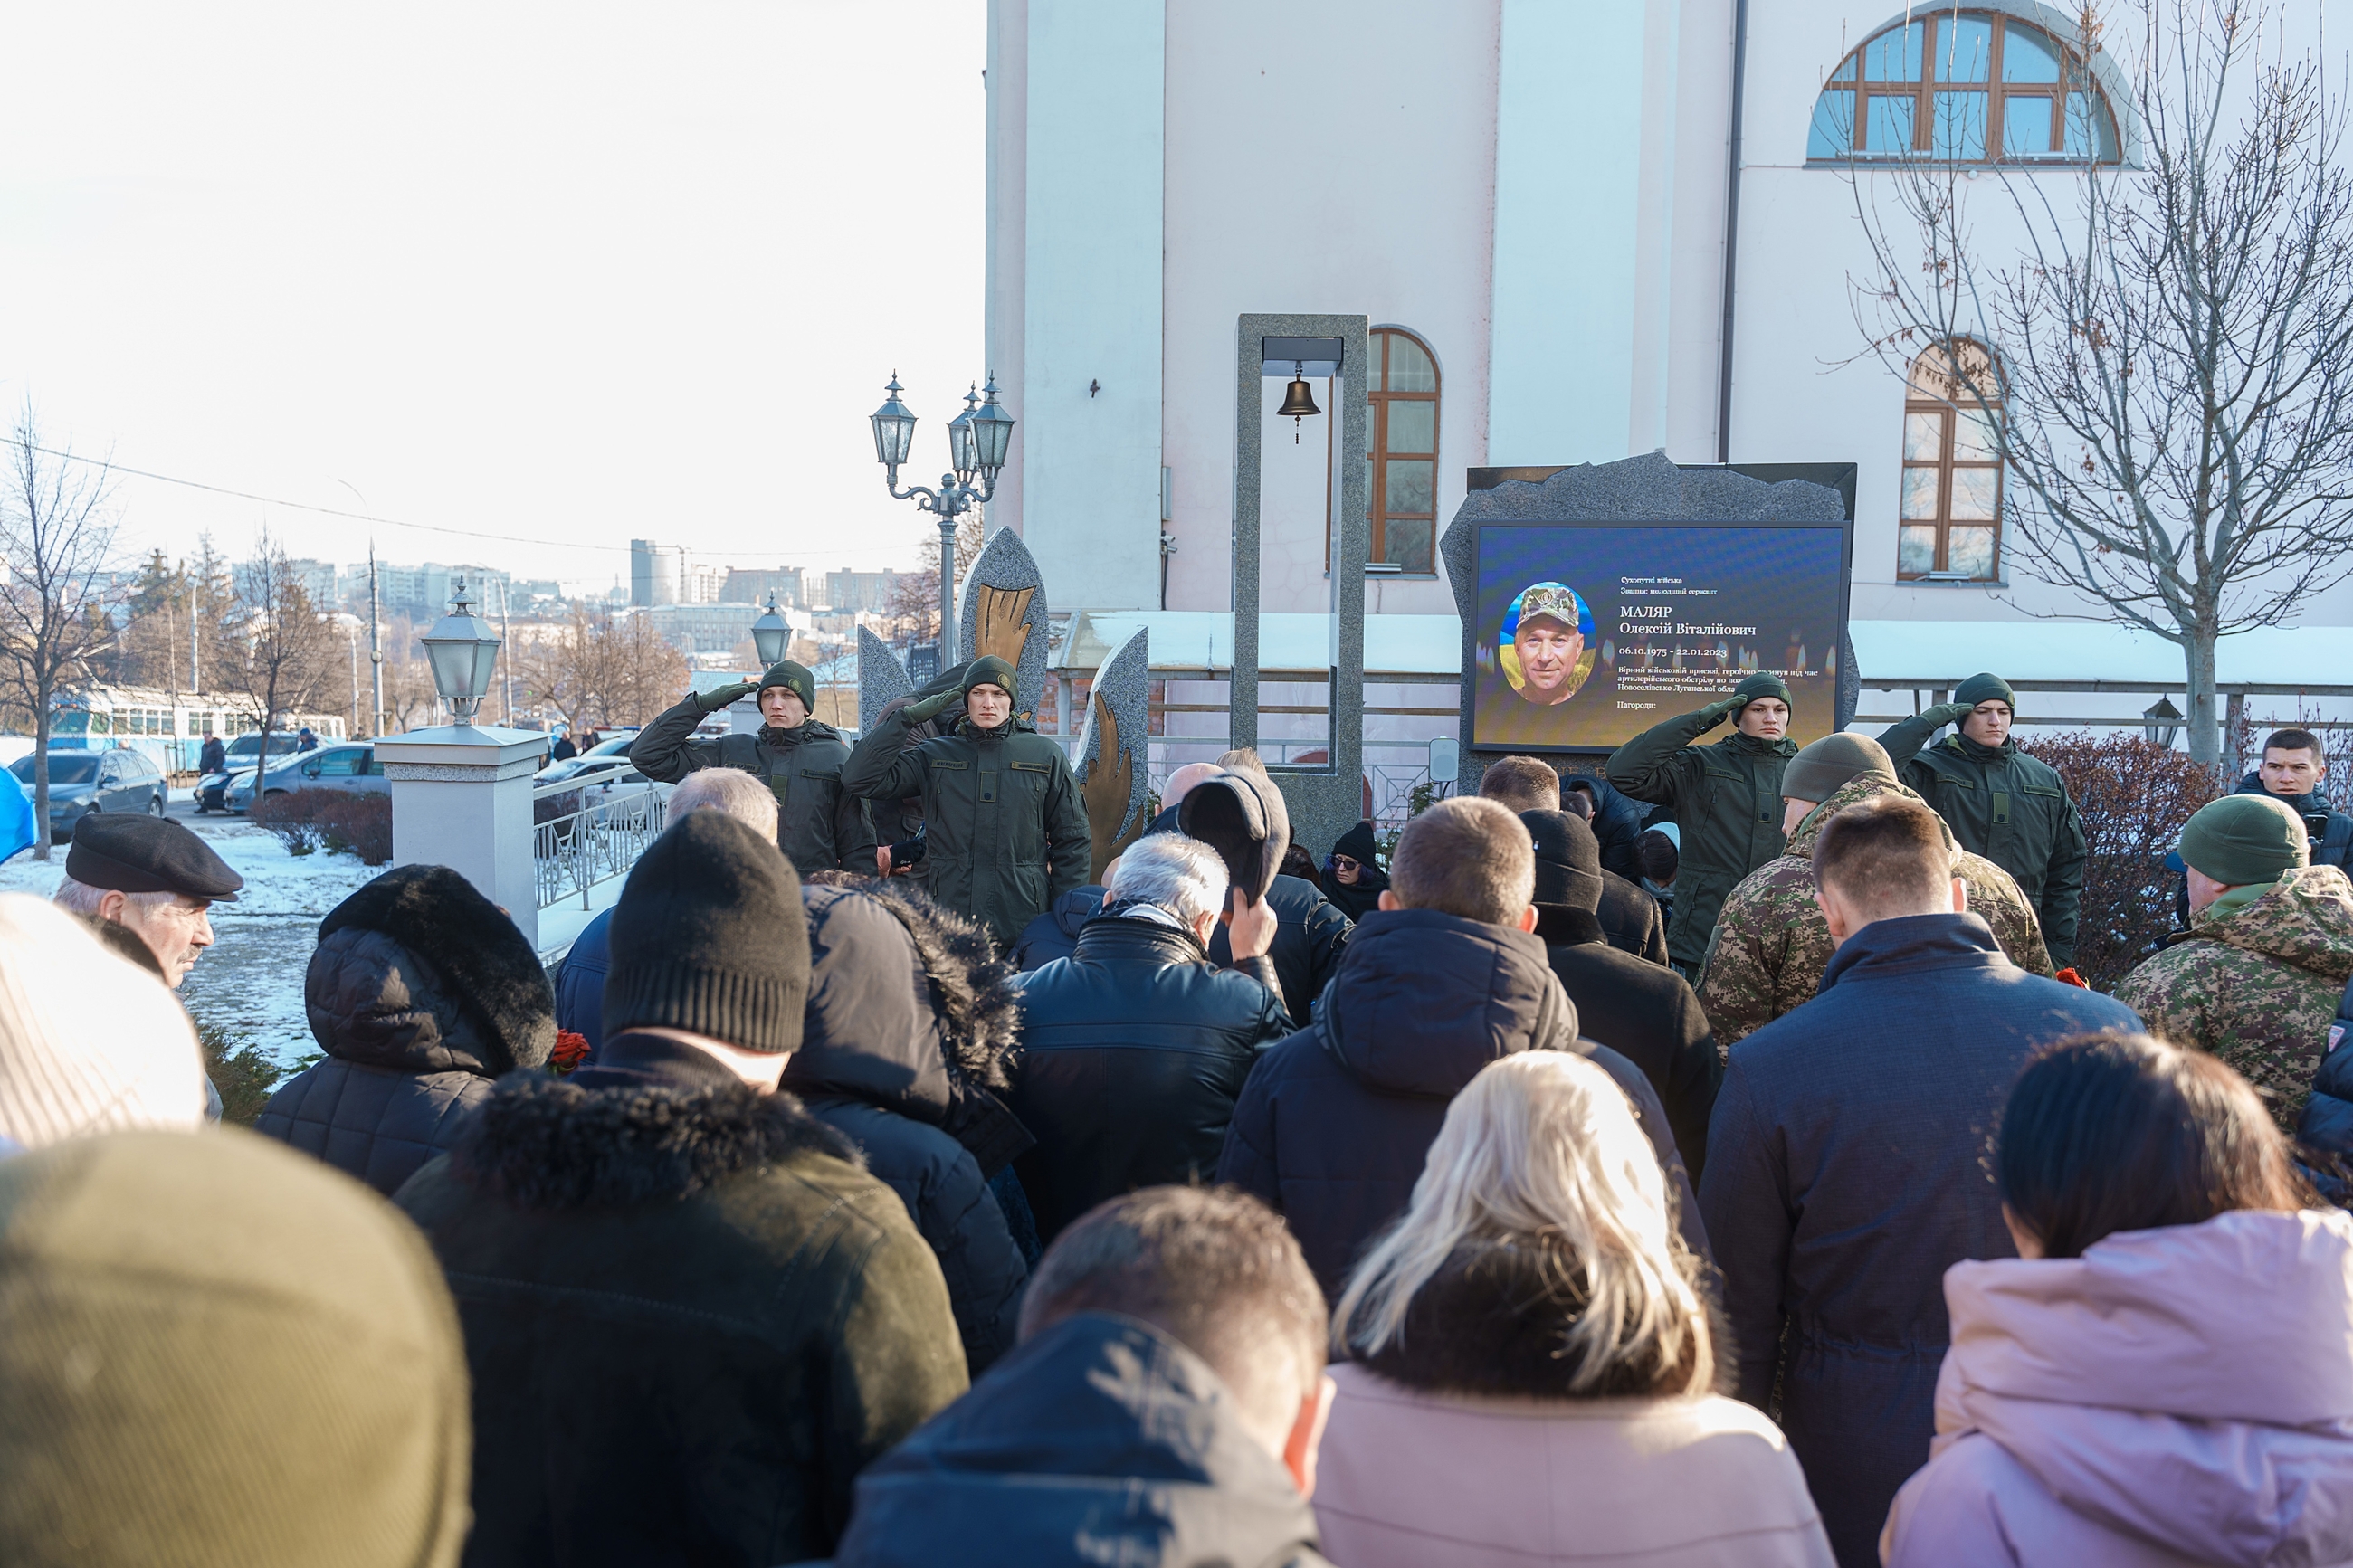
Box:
[630,660,877,874]
[843,655,1089,949]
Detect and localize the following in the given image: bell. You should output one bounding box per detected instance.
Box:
[1277,361,1319,442]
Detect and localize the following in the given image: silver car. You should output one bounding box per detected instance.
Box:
[226,745,386,813]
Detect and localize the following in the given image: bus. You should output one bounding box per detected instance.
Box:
[47,686,348,774]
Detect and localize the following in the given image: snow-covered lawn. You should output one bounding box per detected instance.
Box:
[0,816,381,1068]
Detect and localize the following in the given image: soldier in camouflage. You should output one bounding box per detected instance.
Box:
[1699,733,2054,1049]
[2115,793,2353,1133]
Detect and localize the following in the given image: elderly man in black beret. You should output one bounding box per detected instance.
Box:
[50,813,243,990]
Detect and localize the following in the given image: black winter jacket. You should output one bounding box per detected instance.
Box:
[834,1312,1331,1568]
[395,1033,969,1568]
[256,866,557,1196]
[1215,908,1709,1298]
[1536,905,1720,1178]
[1008,914,1293,1243]
[1596,869,1672,966]
[1567,774,1652,885]
[629,694,879,873]
[1206,872,1354,1026]
[785,881,1033,1375]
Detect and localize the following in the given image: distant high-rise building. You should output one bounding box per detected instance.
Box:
[630,539,680,607]
[721,567,805,608]
[824,568,898,613]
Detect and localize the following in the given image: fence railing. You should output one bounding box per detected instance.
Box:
[534,782,667,910]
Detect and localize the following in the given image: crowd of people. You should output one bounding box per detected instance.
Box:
[2,657,2350,1567]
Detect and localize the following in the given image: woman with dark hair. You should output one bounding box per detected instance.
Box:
[1883,1032,2353,1566]
[1319,821,1389,923]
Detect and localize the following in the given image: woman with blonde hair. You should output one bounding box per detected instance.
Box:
[1313,1051,1831,1566]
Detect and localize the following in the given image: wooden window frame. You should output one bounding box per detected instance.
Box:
[1365,328,1441,576]
[1816,11,2119,166]
[1900,343,2005,581]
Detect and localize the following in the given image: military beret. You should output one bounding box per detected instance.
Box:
[67,813,243,902]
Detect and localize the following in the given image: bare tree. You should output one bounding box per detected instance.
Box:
[513,603,687,734]
[0,407,121,858]
[1849,2,2353,766]
[223,527,338,789]
[884,510,984,643]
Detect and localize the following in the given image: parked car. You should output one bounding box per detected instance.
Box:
[226,745,386,814]
[195,732,304,813]
[9,748,167,833]
[530,730,642,788]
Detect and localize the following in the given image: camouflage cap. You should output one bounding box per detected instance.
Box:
[2178,793,2308,887]
[1515,584,1580,632]
[1782,733,1894,803]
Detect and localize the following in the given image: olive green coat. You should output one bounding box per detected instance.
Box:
[843,708,1091,950]
[630,694,878,874]
[1880,710,2086,965]
[1606,707,1798,971]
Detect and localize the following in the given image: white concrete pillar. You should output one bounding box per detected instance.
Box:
[377,725,551,947]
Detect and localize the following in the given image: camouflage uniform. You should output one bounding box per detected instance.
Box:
[2113,863,2353,1133]
[1697,773,2055,1049]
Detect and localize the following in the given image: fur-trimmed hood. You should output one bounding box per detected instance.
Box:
[451,1048,860,1211]
[1354,1237,1714,1401]
[310,864,556,1076]
[785,878,1033,1174]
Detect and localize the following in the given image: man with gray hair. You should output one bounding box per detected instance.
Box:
[52,813,244,990]
[1007,831,1290,1244]
[553,767,789,1053]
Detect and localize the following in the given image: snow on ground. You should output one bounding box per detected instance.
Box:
[0,813,380,1068]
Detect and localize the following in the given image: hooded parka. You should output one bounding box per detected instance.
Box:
[843,685,1091,950]
[629,687,878,873]
[1880,710,2087,965]
[1605,700,1797,971]
[256,865,557,1195]
[786,880,1033,1374]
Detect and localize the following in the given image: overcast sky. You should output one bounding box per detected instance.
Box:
[0,1,986,593]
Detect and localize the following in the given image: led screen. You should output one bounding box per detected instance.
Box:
[1472,522,1847,753]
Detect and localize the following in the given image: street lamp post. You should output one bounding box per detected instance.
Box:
[870,373,1014,658]
[750,593,791,668]
[419,579,503,726]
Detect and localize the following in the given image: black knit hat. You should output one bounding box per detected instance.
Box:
[603,813,809,1053]
[1954,671,2016,711]
[757,660,817,713]
[1522,810,1605,913]
[962,655,1017,698]
[1731,671,1793,711]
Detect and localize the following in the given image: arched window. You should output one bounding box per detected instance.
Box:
[1365,328,1439,575]
[1900,340,2004,580]
[1808,10,2120,164]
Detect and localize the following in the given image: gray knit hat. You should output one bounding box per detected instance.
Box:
[1782,733,1896,803]
[603,813,810,1053]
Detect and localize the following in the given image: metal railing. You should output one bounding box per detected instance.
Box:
[534,781,667,910]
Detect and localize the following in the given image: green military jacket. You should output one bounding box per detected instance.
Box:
[1880,713,2087,966]
[630,695,879,874]
[1606,708,1797,972]
[843,707,1091,950]
[1696,773,2055,1049]
[2114,863,2353,1134]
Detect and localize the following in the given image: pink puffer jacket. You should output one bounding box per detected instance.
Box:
[1881,1208,2353,1566]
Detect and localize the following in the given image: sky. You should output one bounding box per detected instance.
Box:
[0,1,986,594]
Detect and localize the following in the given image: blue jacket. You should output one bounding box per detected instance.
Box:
[1215,908,1708,1299]
[1700,912,2139,1568]
[834,1312,1329,1567]
[553,907,614,1051]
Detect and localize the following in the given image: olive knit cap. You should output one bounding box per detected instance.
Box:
[2177,793,2309,888]
[1954,671,2016,711]
[1732,671,1793,709]
[0,1129,472,1566]
[1782,733,1895,803]
[962,654,1017,700]
[604,812,810,1053]
[756,660,817,714]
